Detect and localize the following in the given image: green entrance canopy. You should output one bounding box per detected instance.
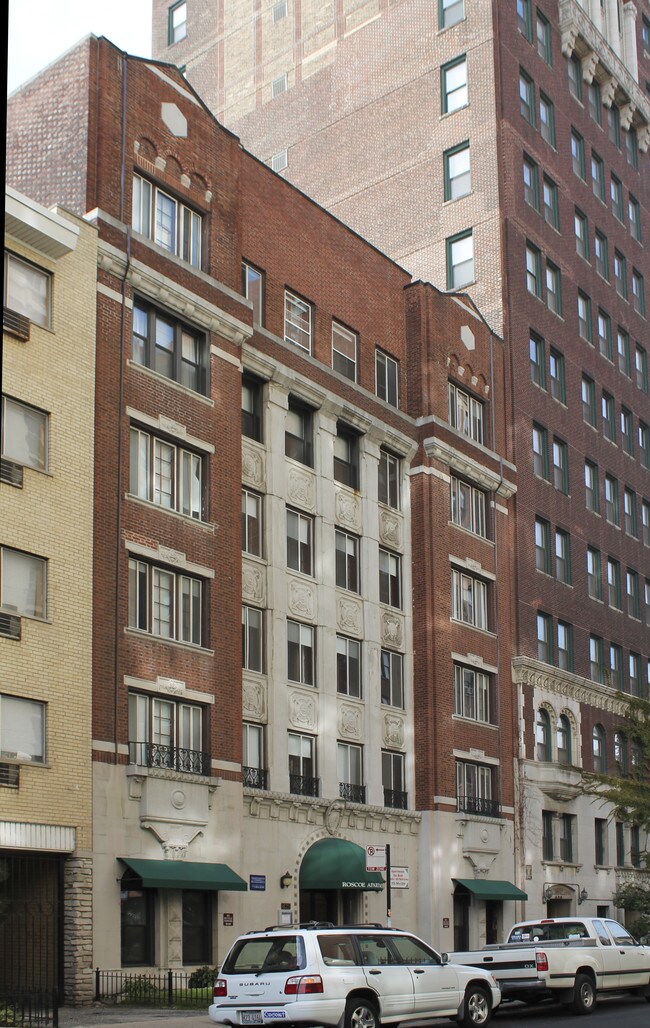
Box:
[300,838,384,891]
[454,878,527,901]
[120,858,248,891]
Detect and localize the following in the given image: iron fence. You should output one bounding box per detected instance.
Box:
[0,990,58,1028]
[94,969,213,1009]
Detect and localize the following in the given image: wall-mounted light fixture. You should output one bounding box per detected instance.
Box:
[577,887,588,905]
[542,885,553,903]
[280,871,294,889]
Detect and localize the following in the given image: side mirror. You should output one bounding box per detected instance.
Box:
[441,952,449,964]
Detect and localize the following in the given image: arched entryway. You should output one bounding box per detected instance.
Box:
[299,838,383,924]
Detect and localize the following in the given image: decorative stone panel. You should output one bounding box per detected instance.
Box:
[379,509,402,549]
[337,596,363,636]
[242,440,265,489]
[382,713,404,749]
[288,690,318,731]
[334,488,362,532]
[338,702,363,740]
[243,559,266,605]
[381,610,404,649]
[288,578,315,620]
[243,675,267,721]
[287,466,315,510]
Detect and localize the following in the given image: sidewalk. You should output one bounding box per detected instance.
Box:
[59,1009,211,1028]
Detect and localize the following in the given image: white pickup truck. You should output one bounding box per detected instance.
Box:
[447,916,650,1013]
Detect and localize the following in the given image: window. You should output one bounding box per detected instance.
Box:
[453,664,491,723]
[242,606,263,671]
[168,1,187,43]
[605,474,619,525]
[242,489,263,557]
[523,155,540,210]
[630,652,641,695]
[446,229,474,288]
[608,104,621,148]
[536,11,551,62]
[242,723,266,789]
[333,423,360,489]
[543,177,559,229]
[452,567,488,630]
[287,620,314,686]
[337,742,364,802]
[574,209,589,260]
[571,129,585,179]
[532,422,549,480]
[288,732,317,796]
[132,174,201,267]
[450,476,486,536]
[628,195,641,242]
[444,142,471,200]
[272,73,288,98]
[546,261,562,315]
[284,291,312,352]
[542,811,554,861]
[632,269,645,316]
[271,150,288,173]
[535,517,551,574]
[620,407,633,455]
[121,887,153,967]
[1,396,48,471]
[552,438,568,493]
[610,174,624,221]
[128,692,205,774]
[529,331,545,387]
[4,252,51,328]
[601,391,616,442]
[536,708,552,760]
[378,449,400,509]
[643,14,650,50]
[0,694,45,764]
[183,891,211,965]
[525,242,542,298]
[381,650,404,708]
[625,126,639,168]
[128,559,202,645]
[559,813,575,862]
[519,69,535,125]
[627,568,640,618]
[376,349,399,407]
[624,488,637,537]
[456,760,496,816]
[335,530,360,592]
[631,825,641,868]
[646,581,650,626]
[616,822,625,866]
[242,373,263,442]
[549,349,565,403]
[537,611,553,663]
[585,461,599,513]
[590,637,606,685]
[587,546,602,600]
[607,557,622,609]
[539,92,555,145]
[594,231,608,280]
[568,53,582,100]
[591,151,605,201]
[595,819,607,865]
[582,375,596,426]
[617,329,631,378]
[242,262,264,325]
[635,345,648,393]
[272,0,287,22]
[332,322,357,381]
[336,636,361,698]
[597,309,612,359]
[577,291,592,342]
[132,299,207,393]
[439,0,464,28]
[557,622,573,671]
[643,500,650,546]
[640,422,650,469]
[555,528,571,584]
[287,509,313,576]
[285,397,313,466]
[1,547,46,619]
[587,81,602,124]
[379,549,402,608]
[382,751,406,809]
[448,382,483,443]
[517,0,532,40]
[593,726,606,771]
[441,55,468,113]
[129,427,203,519]
[614,250,627,299]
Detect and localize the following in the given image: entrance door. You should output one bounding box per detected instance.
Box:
[485,901,499,944]
[300,888,361,924]
[453,892,470,950]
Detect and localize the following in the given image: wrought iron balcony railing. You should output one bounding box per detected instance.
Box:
[339,782,366,804]
[128,741,210,776]
[243,766,268,789]
[457,795,501,818]
[384,788,408,809]
[289,774,319,797]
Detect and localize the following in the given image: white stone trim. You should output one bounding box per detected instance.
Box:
[97,282,132,307]
[126,406,215,453]
[425,436,516,497]
[449,555,496,581]
[124,538,215,578]
[453,749,501,766]
[124,674,215,704]
[451,652,499,675]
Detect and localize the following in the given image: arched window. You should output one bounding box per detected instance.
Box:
[536,708,552,761]
[593,724,606,773]
[614,731,628,774]
[556,714,572,765]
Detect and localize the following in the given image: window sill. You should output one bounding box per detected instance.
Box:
[0,607,51,625]
[124,492,214,531]
[440,102,470,121]
[124,627,214,655]
[452,714,498,730]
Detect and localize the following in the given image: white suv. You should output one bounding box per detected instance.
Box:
[209,923,500,1028]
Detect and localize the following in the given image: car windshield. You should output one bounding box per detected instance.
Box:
[222,936,306,973]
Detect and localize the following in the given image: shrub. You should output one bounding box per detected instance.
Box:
[188,966,219,989]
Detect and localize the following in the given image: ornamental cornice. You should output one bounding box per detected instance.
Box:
[424,436,516,498]
[512,657,630,715]
[244,793,421,834]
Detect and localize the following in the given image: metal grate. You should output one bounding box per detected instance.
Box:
[0,612,21,640]
[0,458,24,488]
[0,763,20,787]
[3,307,31,341]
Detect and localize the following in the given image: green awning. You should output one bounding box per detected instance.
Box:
[300,839,384,891]
[454,879,528,901]
[120,858,248,891]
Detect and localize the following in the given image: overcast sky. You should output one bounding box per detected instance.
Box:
[8,0,152,94]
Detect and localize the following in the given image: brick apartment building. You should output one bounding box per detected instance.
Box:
[1,188,98,1002]
[6,35,518,981]
[153,0,650,916]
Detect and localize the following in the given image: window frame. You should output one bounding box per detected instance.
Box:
[449,382,484,443]
[378,449,401,510]
[375,349,399,407]
[242,261,264,325]
[1,546,47,620]
[336,635,361,699]
[285,397,313,467]
[168,1,187,44]
[286,508,314,577]
[444,141,471,201]
[519,68,536,125]
[381,649,404,708]
[439,0,465,30]
[132,174,202,268]
[242,605,264,673]
[453,663,492,724]
[331,321,358,382]
[3,251,52,329]
[128,558,203,647]
[441,55,468,114]
[0,693,46,765]
[446,229,474,289]
[379,548,402,609]
[451,567,488,630]
[287,619,315,686]
[335,529,360,593]
[1,395,49,472]
[284,290,313,353]
[129,425,204,520]
[450,475,487,537]
[333,422,360,490]
[132,298,207,394]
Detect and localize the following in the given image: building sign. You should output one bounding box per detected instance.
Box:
[250,874,266,891]
[390,866,409,889]
[365,845,387,872]
[223,913,234,926]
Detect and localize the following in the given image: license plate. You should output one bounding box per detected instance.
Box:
[241,1012,263,1025]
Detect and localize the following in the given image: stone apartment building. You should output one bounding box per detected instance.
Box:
[1,188,98,1002]
[153,0,650,918]
[6,31,519,979]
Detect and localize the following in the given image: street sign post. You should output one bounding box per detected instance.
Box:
[366,844,391,926]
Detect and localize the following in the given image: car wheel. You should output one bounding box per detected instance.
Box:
[572,974,596,1015]
[457,985,492,1027]
[344,997,380,1028]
